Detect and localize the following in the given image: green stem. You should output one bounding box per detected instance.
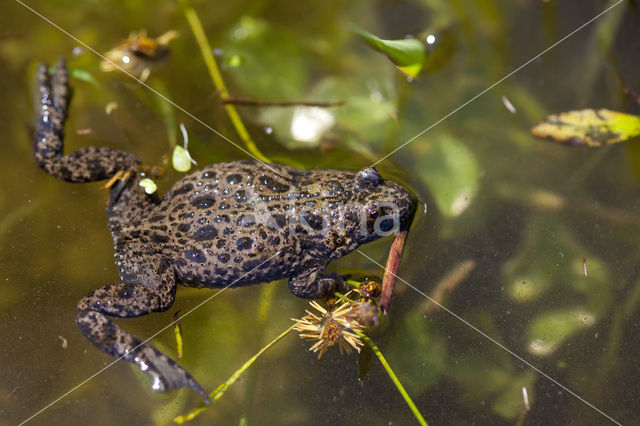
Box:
[180,0,271,163]
[242,284,278,420]
[173,324,295,424]
[354,330,428,426]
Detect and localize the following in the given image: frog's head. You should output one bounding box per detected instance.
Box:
[350,166,417,243]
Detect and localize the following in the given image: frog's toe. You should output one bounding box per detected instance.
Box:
[138,345,210,404]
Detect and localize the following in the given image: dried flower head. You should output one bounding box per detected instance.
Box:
[292,301,363,359]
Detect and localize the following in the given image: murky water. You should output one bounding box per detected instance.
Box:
[1,1,639,424]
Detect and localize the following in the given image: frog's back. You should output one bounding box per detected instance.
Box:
[161,161,311,287]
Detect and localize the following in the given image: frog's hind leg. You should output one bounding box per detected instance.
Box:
[33,58,139,183]
[76,276,210,403]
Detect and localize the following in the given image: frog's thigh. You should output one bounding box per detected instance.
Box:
[76,280,208,402]
[288,261,342,299]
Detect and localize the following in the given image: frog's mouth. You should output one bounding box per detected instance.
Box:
[398,194,418,231]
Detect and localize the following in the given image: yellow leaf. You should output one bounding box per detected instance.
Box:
[531,109,640,147]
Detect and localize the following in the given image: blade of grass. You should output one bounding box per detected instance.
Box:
[173,324,296,424]
[354,330,428,426]
[241,283,278,421]
[179,0,271,163]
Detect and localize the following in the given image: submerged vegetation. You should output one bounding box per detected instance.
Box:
[2,0,640,425]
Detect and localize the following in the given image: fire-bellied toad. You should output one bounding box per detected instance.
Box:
[33,59,417,402]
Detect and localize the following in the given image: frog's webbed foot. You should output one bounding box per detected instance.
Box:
[288,262,347,299]
[33,58,140,183]
[76,281,210,403]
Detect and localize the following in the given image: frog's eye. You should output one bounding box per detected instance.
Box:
[355,167,383,189]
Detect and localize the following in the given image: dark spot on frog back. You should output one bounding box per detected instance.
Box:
[191,195,216,209]
[236,237,253,251]
[151,233,169,244]
[242,258,269,272]
[266,214,288,230]
[226,174,242,185]
[184,249,206,263]
[302,212,325,231]
[259,174,290,193]
[237,214,255,227]
[148,215,165,223]
[192,225,218,241]
[172,183,193,196]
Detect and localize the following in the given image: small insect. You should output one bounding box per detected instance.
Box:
[583,257,588,277]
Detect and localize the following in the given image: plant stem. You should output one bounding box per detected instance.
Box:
[242,284,278,420]
[180,0,271,163]
[354,330,428,426]
[173,324,295,424]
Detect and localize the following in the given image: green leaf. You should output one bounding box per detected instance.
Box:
[502,218,612,311]
[354,28,426,78]
[138,178,158,194]
[416,134,480,218]
[531,109,640,147]
[172,145,194,172]
[69,68,101,89]
[527,308,597,356]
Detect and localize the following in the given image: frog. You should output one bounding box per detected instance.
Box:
[33,58,417,402]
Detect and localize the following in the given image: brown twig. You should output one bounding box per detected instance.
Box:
[0,33,27,41]
[380,230,409,314]
[613,71,640,106]
[623,87,640,106]
[222,97,345,108]
[419,260,476,314]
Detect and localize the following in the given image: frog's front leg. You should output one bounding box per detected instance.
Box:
[34,58,139,182]
[288,260,345,299]
[76,275,209,402]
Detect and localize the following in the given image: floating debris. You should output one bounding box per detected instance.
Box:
[522,386,530,411]
[100,30,179,81]
[501,95,516,114]
[172,123,197,172]
[105,102,118,115]
[583,257,588,277]
[531,109,640,147]
[57,335,68,349]
[138,178,158,194]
